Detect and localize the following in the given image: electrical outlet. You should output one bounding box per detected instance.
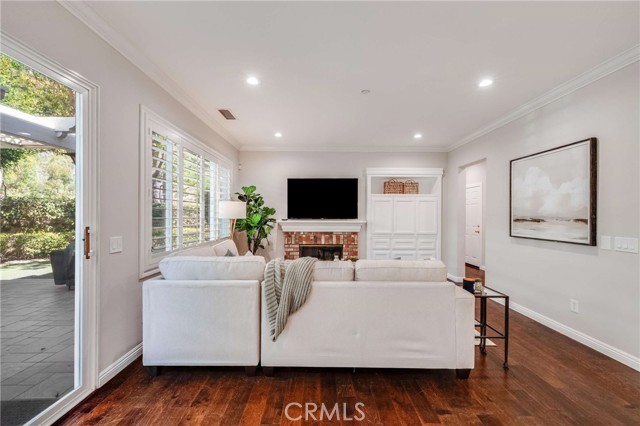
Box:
[570,299,579,314]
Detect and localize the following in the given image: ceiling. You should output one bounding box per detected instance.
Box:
[78,1,639,151]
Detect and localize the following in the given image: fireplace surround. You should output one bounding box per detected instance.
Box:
[279,219,365,260]
[283,232,358,260]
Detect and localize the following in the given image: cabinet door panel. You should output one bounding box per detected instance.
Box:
[371,238,391,249]
[416,198,438,234]
[394,199,416,234]
[417,238,437,249]
[371,250,391,260]
[371,197,394,234]
[392,238,417,250]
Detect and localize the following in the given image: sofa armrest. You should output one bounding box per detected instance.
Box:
[143,279,260,366]
[454,286,475,369]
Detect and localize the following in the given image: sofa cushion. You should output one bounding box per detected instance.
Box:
[354,259,447,282]
[159,256,266,281]
[213,239,239,256]
[314,261,355,281]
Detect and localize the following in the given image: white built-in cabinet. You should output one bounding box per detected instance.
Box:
[366,168,443,260]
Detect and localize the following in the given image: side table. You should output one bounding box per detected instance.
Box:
[474,286,509,369]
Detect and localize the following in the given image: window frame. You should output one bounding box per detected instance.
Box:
[139,106,233,278]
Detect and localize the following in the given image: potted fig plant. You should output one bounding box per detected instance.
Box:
[234,185,276,254]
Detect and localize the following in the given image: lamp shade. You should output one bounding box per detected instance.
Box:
[219,200,246,219]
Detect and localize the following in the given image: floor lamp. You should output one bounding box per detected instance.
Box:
[219,200,246,240]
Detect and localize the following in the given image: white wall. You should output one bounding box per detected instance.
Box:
[1,2,238,375]
[444,63,640,363]
[238,151,447,259]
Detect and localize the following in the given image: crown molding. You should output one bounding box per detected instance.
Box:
[449,44,640,152]
[57,1,240,149]
[238,144,450,153]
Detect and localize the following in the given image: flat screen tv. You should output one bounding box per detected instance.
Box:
[287,178,358,219]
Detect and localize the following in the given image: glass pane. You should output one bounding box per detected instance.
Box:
[0,53,78,423]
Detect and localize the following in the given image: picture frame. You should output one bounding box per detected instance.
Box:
[510,138,597,246]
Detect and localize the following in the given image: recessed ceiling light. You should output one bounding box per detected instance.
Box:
[246,76,260,86]
[413,133,423,139]
[274,132,283,138]
[478,78,493,88]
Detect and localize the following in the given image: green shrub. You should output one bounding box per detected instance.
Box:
[0,196,75,233]
[0,232,74,261]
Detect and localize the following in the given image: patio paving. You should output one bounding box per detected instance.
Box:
[1,275,75,404]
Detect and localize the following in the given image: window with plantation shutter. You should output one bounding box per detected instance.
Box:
[140,107,233,277]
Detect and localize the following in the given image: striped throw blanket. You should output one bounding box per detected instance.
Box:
[263,257,317,341]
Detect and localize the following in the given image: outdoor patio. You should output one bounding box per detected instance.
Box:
[1,263,75,424]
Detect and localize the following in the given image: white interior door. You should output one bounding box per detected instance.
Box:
[465,183,482,267]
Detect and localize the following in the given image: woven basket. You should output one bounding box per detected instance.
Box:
[403,179,419,194]
[383,178,404,194]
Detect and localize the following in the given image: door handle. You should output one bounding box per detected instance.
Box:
[83,226,92,259]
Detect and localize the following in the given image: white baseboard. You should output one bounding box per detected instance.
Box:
[447,273,463,283]
[488,297,640,372]
[98,343,142,387]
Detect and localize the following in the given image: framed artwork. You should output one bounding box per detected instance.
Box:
[510,138,597,245]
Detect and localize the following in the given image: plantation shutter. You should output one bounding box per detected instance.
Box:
[146,124,232,257]
[217,164,232,238]
[181,148,203,247]
[150,131,179,253]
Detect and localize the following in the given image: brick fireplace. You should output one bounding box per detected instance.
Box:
[279,219,366,260]
[283,231,358,260]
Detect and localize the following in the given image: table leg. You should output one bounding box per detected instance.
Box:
[480,297,487,354]
[504,296,509,369]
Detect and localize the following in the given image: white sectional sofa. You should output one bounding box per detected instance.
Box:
[142,239,264,376]
[143,243,475,378]
[260,260,475,378]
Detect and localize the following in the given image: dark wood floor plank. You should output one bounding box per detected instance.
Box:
[401,378,441,424]
[385,374,424,425]
[350,371,382,426]
[238,377,271,426]
[259,376,286,425]
[55,300,640,426]
[279,370,305,426]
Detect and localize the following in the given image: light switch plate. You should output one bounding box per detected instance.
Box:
[109,236,123,254]
[600,236,611,250]
[614,237,638,254]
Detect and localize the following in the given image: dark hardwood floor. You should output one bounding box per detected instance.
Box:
[56,303,640,426]
[464,263,485,282]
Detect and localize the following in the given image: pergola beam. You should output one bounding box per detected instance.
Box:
[1,113,75,151]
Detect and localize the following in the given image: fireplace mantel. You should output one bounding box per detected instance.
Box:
[278,219,366,233]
